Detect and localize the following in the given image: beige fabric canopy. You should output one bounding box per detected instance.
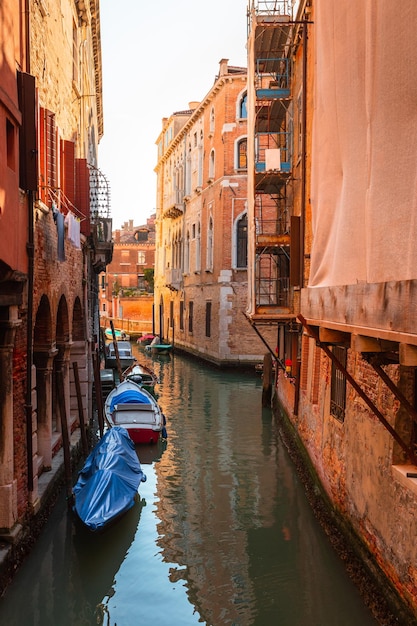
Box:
[309,0,417,288]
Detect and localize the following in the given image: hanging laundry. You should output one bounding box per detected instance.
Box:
[56,210,65,261]
[65,211,81,248]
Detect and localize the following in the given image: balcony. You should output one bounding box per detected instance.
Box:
[91,217,113,273]
[165,268,182,291]
[162,189,185,219]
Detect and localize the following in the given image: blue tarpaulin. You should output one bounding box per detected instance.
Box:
[73,426,146,532]
[109,388,150,413]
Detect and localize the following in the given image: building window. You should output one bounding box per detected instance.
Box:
[239,93,247,119]
[188,301,193,333]
[170,300,174,328]
[210,107,215,134]
[236,213,248,268]
[237,138,247,170]
[6,119,15,170]
[179,301,184,331]
[207,216,213,271]
[196,222,201,272]
[184,231,190,273]
[205,302,212,338]
[330,346,347,422]
[138,251,146,264]
[72,20,79,85]
[208,149,215,180]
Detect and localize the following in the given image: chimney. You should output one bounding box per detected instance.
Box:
[188,101,200,110]
[115,230,121,243]
[219,58,229,76]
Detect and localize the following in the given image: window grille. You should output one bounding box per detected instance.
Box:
[330,346,347,422]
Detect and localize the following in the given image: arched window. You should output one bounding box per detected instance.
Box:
[208,149,215,180]
[196,222,201,272]
[207,216,213,271]
[210,107,215,134]
[236,213,248,268]
[237,138,247,170]
[184,230,190,274]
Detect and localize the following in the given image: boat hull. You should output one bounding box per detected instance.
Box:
[105,379,166,444]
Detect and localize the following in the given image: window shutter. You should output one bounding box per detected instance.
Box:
[75,158,90,236]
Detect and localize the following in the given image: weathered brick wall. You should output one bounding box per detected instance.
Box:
[278,345,417,614]
[12,320,28,518]
[33,207,84,322]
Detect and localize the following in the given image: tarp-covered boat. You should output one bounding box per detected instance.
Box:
[73,426,146,532]
[105,379,167,444]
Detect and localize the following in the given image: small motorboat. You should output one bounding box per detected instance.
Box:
[105,379,167,444]
[72,426,146,532]
[123,361,159,394]
[145,335,172,355]
[104,327,130,341]
[137,333,155,347]
[104,340,135,370]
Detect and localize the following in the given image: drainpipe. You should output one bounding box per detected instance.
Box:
[300,19,308,289]
[24,0,34,492]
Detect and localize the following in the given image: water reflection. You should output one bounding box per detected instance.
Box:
[0,350,378,626]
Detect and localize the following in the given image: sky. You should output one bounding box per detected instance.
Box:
[98,0,249,230]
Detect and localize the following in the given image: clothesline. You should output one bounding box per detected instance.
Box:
[48,187,87,221]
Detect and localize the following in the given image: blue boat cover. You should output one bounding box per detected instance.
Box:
[73,426,146,532]
[109,388,150,413]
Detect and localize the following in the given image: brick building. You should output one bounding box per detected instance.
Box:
[99,217,155,320]
[0,0,112,557]
[154,59,275,366]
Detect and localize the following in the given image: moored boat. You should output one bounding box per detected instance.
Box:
[137,333,155,347]
[104,340,135,370]
[72,426,146,532]
[104,327,130,341]
[145,335,172,355]
[105,379,167,444]
[122,361,159,394]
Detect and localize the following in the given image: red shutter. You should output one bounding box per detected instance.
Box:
[39,107,56,206]
[61,139,75,212]
[76,158,91,236]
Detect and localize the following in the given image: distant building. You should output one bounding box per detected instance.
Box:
[154,59,275,366]
[99,216,155,319]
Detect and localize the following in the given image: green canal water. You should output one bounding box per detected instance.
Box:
[0,348,380,625]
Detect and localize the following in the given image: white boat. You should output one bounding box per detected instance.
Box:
[104,327,130,341]
[104,340,135,370]
[104,379,167,445]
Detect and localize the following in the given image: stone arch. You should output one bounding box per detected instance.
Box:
[72,297,85,341]
[33,294,53,348]
[70,296,89,429]
[33,295,55,472]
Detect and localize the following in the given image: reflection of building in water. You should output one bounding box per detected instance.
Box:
[153,363,331,625]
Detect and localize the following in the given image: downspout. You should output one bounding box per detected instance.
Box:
[300,19,308,289]
[24,0,34,492]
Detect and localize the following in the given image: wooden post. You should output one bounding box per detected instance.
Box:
[56,370,73,508]
[110,319,124,382]
[92,352,105,437]
[262,352,273,407]
[72,361,89,457]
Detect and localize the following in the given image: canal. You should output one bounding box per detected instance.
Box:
[0,348,382,625]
